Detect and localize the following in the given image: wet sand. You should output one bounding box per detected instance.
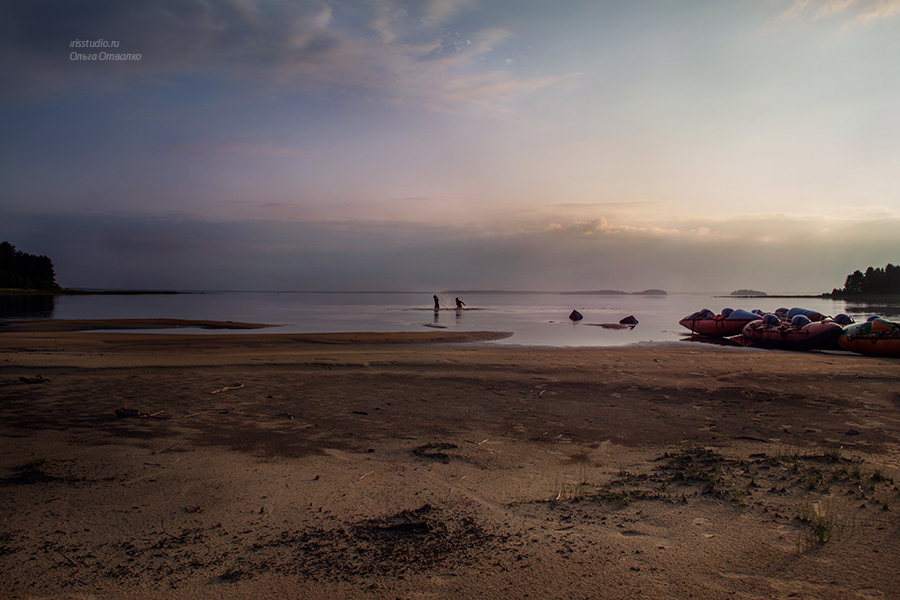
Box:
[2,320,900,599]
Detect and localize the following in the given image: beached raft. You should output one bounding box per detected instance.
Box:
[741,314,843,352]
[679,308,759,338]
[785,307,826,322]
[838,317,900,357]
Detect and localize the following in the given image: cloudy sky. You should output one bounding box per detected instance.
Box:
[2,0,899,293]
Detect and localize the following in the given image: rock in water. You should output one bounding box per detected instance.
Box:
[619,315,639,326]
[569,310,584,322]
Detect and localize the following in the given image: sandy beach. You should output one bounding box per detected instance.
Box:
[2,320,900,599]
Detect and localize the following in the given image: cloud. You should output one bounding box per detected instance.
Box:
[424,0,477,23]
[163,142,315,158]
[0,0,561,112]
[8,207,897,293]
[778,0,900,22]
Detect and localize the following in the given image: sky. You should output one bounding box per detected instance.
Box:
[2,0,899,294]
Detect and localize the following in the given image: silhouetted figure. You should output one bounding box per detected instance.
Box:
[455,298,466,309]
[433,295,440,310]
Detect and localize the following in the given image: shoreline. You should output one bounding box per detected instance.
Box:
[2,326,900,598]
[0,318,272,332]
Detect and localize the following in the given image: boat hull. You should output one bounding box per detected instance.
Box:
[679,309,759,338]
[679,317,754,337]
[741,319,843,351]
[838,319,900,357]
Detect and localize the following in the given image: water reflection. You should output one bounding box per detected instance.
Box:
[843,300,900,320]
[0,293,56,319]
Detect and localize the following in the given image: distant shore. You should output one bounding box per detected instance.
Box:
[716,294,827,299]
[724,293,900,302]
[0,288,186,296]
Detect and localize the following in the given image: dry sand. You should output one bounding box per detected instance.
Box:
[2,320,900,599]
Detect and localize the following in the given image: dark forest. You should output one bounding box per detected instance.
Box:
[0,242,60,291]
[829,263,900,297]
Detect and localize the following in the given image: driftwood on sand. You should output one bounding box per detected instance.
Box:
[210,384,244,394]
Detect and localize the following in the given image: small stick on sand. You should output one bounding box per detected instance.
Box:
[160,519,179,539]
[211,384,244,394]
[183,410,215,418]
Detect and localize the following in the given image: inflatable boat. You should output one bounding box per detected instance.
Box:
[838,317,900,357]
[679,308,759,337]
[741,313,843,351]
[786,307,827,322]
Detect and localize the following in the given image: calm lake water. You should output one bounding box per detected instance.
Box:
[2,291,899,348]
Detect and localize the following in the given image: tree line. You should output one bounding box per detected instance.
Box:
[829,263,900,297]
[0,242,60,291]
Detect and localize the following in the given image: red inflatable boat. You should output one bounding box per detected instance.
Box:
[679,308,759,338]
[741,314,843,351]
[838,318,900,356]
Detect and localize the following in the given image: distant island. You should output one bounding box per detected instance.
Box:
[826,263,900,298]
[730,289,767,297]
